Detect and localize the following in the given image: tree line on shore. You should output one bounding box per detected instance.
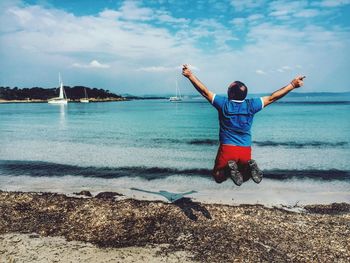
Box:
[0,86,122,100]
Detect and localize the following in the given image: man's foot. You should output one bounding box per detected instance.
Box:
[227,160,243,186]
[248,159,263,184]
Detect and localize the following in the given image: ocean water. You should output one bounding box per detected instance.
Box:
[1,94,349,205]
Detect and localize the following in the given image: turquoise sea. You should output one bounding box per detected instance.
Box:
[1,93,349,205]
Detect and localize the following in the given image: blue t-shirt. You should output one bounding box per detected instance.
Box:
[212,94,264,146]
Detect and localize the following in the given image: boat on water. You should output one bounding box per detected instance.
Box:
[48,73,68,104]
[169,80,182,102]
[80,88,89,103]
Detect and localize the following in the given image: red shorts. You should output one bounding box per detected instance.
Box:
[213,144,251,183]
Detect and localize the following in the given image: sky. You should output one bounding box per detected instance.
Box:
[0,0,350,95]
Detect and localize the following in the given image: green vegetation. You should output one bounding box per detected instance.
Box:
[0,86,123,101]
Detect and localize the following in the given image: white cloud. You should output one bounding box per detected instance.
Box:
[112,1,190,25]
[231,17,245,27]
[0,2,191,59]
[99,9,120,19]
[268,0,309,19]
[267,1,343,20]
[72,60,110,69]
[247,14,264,21]
[230,0,266,11]
[230,14,264,28]
[293,9,320,18]
[118,0,153,21]
[316,0,350,7]
[281,65,292,71]
[256,69,266,75]
[276,66,293,73]
[187,19,239,50]
[155,11,189,24]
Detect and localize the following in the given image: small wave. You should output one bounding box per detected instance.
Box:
[151,138,218,146]
[0,160,349,181]
[0,160,209,180]
[188,139,218,145]
[253,141,348,148]
[263,169,350,180]
[150,138,347,148]
[151,138,182,144]
[276,101,350,105]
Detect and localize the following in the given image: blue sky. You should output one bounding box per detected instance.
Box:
[1,0,350,95]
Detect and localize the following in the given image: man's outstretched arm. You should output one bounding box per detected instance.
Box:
[182,64,214,103]
[262,76,306,107]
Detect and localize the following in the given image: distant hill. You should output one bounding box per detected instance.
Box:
[0,86,124,101]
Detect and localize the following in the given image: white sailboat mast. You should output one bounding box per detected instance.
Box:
[58,73,64,99]
[176,80,181,98]
[175,80,178,97]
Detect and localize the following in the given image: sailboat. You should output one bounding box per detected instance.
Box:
[80,88,89,103]
[169,80,182,102]
[48,73,68,104]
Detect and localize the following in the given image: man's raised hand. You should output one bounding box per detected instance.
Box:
[291,75,306,88]
[182,64,192,78]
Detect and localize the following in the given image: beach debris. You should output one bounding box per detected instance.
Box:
[73,190,92,197]
[28,233,40,238]
[94,191,123,199]
[0,191,349,262]
[304,202,350,215]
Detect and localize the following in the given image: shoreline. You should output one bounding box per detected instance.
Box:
[1,173,349,207]
[1,190,349,262]
[0,97,128,104]
[0,97,169,103]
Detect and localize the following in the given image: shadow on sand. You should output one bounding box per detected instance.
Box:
[173,197,212,221]
[130,188,211,221]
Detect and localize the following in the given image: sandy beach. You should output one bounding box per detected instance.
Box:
[1,190,349,262]
[1,233,193,263]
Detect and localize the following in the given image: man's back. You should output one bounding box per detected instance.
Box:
[212,95,264,146]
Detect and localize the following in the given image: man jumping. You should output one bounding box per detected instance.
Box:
[182,64,305,186]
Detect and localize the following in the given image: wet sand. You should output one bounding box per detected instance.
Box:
[0,190,349,262]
